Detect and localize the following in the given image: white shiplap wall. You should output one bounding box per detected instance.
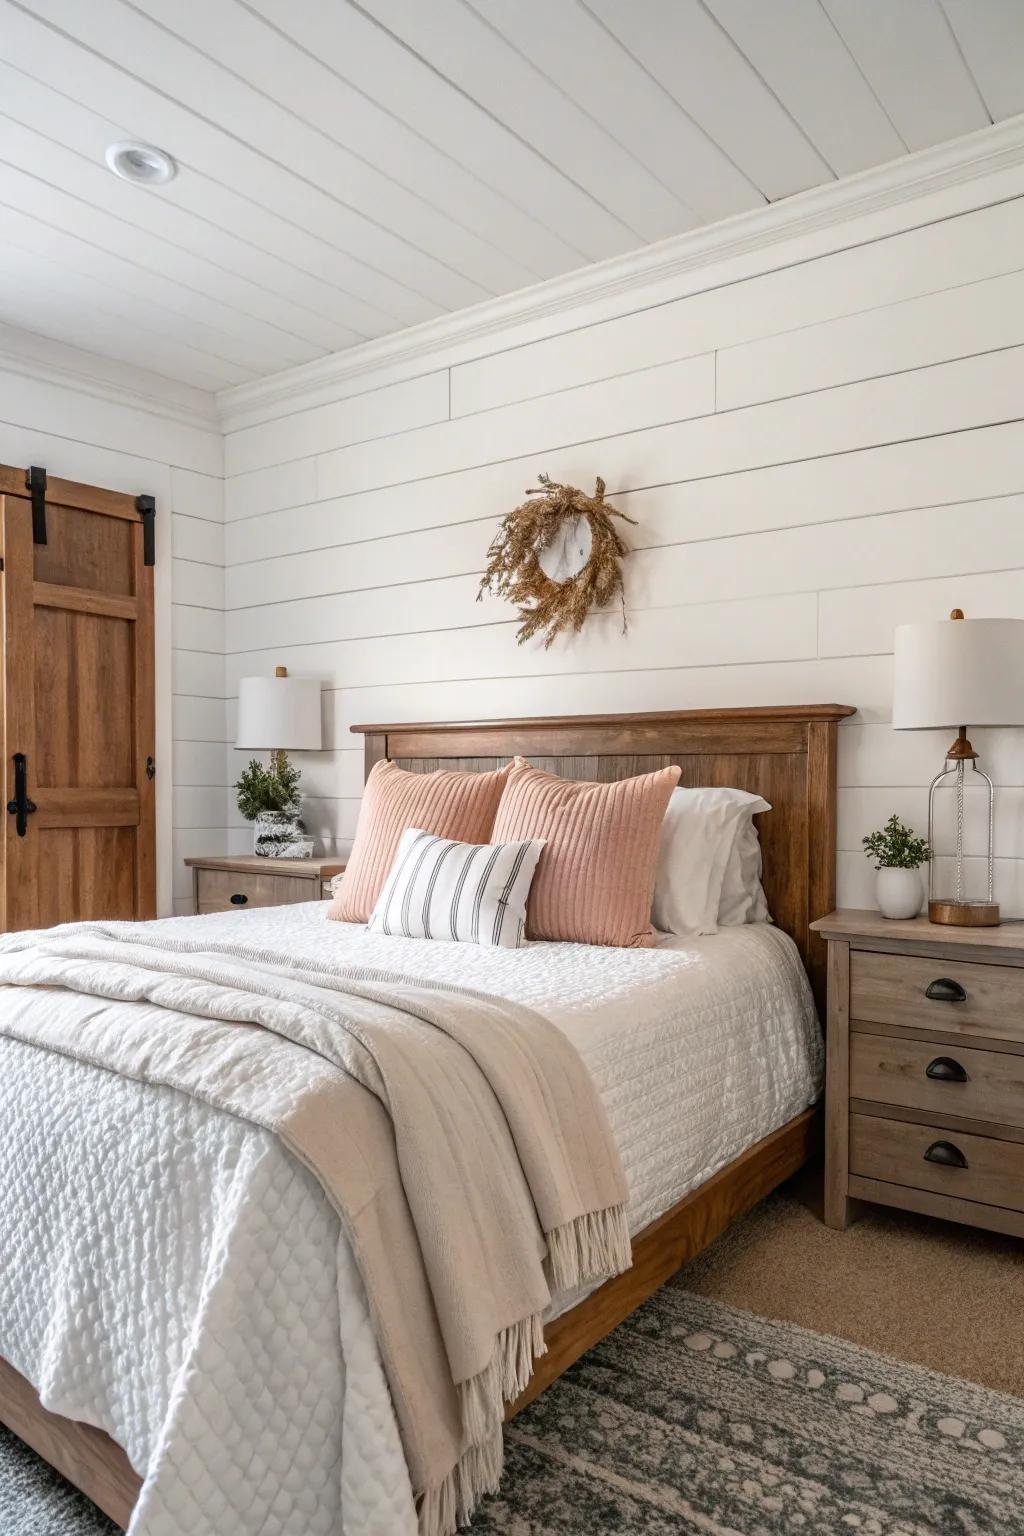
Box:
[221,169,1024,914]
[0,330,225,916]
[169,463,229,918]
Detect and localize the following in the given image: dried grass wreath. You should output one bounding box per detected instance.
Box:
[478,474,636,648]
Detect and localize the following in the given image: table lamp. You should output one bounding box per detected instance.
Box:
[235,665,322,857]
[236,665,322,759]
[893,610,1024,926]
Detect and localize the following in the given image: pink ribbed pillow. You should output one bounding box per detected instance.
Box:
[329,759,512,923]
[491,758,681,947]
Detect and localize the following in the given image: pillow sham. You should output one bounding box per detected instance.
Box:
[367,827,544,947]
[718,816,771,926]
[328,758,511,923]
[491,757,680,948]
[652,786,770,937]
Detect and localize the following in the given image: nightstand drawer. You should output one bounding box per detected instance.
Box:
[851,1032,1024,1128]
[195,867,310,913]
[850,1112,1024,1214]
[851,950,1024,1045]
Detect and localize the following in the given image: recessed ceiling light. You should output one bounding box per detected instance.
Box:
[105,141,177,186]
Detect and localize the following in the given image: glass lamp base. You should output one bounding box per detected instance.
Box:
[928,898,1000,927]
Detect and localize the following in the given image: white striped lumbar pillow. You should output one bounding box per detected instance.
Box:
[366,827,544,948]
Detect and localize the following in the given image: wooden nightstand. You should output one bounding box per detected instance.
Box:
[185,855,345,915]
[813,909,1024,1240]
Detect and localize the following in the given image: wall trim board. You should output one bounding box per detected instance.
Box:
[0,330,220,441]
[218,115,1024,434]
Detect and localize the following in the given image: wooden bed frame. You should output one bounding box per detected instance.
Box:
[1,702,852,1526]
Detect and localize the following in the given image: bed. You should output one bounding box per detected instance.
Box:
[0,703,851,1533]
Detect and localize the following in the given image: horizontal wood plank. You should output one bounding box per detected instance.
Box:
[851,1016,1024,1058]
[33,581,138,620]
[33,788,139,829]
[224,371,450,477]
[718,266,1024,411]
[813,909,1024,952]
[850,1096,1024,1147]
[354,705,854,736]
[385,721,808,759]
[185,854,344,878]
[0,464,140,520]
[847,1174,1024,1239]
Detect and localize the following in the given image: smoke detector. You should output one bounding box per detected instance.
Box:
[105,142,177,185]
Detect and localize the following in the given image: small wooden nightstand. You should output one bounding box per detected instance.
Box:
[185,855,345,915]
[813,909,1024,1240]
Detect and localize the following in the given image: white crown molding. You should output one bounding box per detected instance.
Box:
[0,325,219,435]
[218,114,1024,434]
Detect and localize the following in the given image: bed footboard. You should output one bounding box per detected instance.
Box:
[0,1354,140,1529]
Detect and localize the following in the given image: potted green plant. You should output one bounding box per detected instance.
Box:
[234,752,312,858]
[862,814,931,919]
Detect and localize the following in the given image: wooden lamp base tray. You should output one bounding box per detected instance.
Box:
[928,898,1000,927]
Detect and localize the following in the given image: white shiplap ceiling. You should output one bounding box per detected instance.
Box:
[0,0,1020,394]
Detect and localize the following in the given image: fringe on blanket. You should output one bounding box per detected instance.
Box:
[545,1202,632,1293]
[457,1313,547,1446]
[419,1313,542,1536]
[418,1205,633,1536]
[417,1429,504,1536]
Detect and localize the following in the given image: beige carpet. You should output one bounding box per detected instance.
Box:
[676,1169,1024,1399]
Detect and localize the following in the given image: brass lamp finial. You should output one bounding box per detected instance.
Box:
[950,608,964,620]
[275,665,288,677]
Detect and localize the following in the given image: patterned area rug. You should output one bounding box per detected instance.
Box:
[4,1289,1023,1535]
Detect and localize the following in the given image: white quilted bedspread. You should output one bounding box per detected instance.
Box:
[0,905,821,1536]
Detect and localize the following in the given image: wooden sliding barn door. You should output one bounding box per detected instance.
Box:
[0,466,156,931]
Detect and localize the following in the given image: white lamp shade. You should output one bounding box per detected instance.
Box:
[893,618,1024,730]
[236,674,322,750]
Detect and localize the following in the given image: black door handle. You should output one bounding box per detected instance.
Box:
[923,1140,968,1169]
[925,1056,969,1083]
[925,978,967,1003]
[6,752,37,837]
[229,893,248,905]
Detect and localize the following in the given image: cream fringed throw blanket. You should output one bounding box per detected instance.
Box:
[0,924,630,1536]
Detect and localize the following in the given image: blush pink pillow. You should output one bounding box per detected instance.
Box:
[329,759,512,923]
[491,757,681,947]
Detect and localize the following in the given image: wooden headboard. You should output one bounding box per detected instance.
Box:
[351,705,855,1009]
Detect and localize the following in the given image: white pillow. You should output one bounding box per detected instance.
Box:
[367,827,544,948]
[718,817,771,926]
[651,787,770,937]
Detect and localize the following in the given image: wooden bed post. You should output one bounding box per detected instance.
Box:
[806,717,840,1015]
[363,731,387,779]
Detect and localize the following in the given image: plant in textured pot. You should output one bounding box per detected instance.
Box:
[234,752,312,858]
[862,814,931,919]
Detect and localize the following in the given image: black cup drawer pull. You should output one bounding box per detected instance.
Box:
[925,1056,969,1083]
[925,978,967,1003]
[229,893,248,905]
[923,1140,968,1169]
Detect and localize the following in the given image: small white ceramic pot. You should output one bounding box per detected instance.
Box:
[876,866,923,920]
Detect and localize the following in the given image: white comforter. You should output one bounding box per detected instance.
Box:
[0,905,821,1536]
